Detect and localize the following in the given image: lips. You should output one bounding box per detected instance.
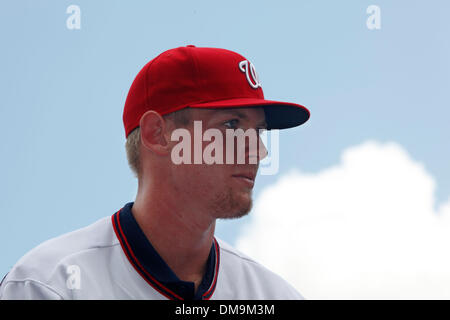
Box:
[232,172,256,188]
[232,171,256,180]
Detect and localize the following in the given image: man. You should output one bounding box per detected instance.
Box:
[0,45,310,299]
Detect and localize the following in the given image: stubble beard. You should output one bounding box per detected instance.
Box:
[210,186,253,220]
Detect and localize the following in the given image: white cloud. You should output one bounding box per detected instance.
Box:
[236,140,450,299]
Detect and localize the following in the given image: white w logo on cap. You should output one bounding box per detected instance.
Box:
[239,60,262,89]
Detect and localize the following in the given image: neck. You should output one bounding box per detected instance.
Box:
[132,180,216,290]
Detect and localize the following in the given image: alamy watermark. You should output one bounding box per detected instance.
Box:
[170,121,279,175]
[66,265,81,290]
[66,5,81,30]
[366,5,381,30]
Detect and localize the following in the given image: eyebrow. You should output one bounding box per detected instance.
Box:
[210,109,268,128]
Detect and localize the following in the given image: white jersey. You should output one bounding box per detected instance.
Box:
[0,202,303,300]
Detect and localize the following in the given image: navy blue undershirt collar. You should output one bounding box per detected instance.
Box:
[111,202,219,300]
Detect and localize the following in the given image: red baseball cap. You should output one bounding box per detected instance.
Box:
[123,45,310,138]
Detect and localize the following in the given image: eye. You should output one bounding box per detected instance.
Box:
[223,119,239,129]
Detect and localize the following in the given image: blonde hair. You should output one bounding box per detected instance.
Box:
[125,108,191,178]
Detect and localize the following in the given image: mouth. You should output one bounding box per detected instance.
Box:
[232,172,256,188]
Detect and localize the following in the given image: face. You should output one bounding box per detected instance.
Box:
[168,107,268,220]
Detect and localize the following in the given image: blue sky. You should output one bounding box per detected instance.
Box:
[1,0,449,286]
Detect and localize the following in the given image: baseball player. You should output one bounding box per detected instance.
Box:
[0,45,310,300]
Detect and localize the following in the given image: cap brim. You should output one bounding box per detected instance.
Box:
[188,98,310,130]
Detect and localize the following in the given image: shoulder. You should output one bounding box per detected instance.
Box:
[0,216,118,299]
[215,238,304,300]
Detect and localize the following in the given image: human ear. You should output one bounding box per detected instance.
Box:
[139,110,171,156]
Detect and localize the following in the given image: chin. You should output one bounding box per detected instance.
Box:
[214,190,253,220]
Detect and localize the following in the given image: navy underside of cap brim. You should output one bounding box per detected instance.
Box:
[188,98,310,130]
[263,104,310,130]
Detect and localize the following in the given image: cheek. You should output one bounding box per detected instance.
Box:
[174,165,230,194]
[197,165,231,188]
